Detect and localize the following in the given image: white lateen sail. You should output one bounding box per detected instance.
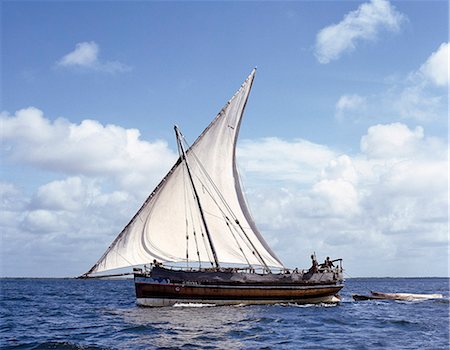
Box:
[85,69,284,276]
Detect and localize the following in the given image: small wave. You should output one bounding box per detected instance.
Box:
[433,298,450,304]
[8,342,112,350]
[173,302,216,308]
[275,302,338,308]
[387,319,418,325]
[232,303,247,307]
[394,298,442,304]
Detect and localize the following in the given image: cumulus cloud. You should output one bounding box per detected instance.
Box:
[360,123,424,158]
[57,41,131,73]
[322,155,358,184]
[0,107,179,276]
[393,85,443,122]
[390,42,448,121]
[315,0,406,64]
[1,177,139,277]
[0,106,447,277]
[335,94,367,121]
[419,42,449,87]
[336,43,448,122]
[58,41,99,67]
[0,107,177,195]
[24,176,133,235]
[237,137,336,185]
[240,123,447,276]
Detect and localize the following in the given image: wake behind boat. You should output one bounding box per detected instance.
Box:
[81,69,344,306]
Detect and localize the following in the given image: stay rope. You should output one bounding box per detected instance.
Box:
[181,135,270,271]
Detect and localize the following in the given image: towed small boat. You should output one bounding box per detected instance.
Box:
[353,291,443,301]
[81,69,344,306]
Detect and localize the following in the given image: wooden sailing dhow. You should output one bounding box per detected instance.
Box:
[82,69,344,306]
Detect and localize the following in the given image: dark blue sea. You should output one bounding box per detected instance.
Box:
[1,278,448,349]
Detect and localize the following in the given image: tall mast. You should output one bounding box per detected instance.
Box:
[174,125,220,269]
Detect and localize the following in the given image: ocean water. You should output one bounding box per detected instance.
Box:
[1,278,448,350]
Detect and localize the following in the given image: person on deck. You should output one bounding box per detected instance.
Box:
[322,256,334,269]
[309,254,319,273]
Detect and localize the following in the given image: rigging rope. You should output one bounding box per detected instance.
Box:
[344,270,373,293]
[186,175,203,268]
[194,178,259,268]
[181,135,271,271]
[224,216,253,268]
[176,126,219,268]
[198,219,214,267]
[182,163,189,267]
[187,155,270,269]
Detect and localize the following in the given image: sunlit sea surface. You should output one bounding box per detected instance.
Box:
[1,278,449,349]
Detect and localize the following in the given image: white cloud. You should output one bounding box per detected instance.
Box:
[335,94,367,121]
[312,178,360,217]
[393,84,443,122]
[360,122,424,158]
[390,42,448,121]
[0,107,177,195]
[315,0,406,64]
[0,176,140,277]
[57,41,131,73]
[322,155,358,184]
[0,107,447,277]
[392,42,448,120]
[0,182,27,212]
[336,43,448,122]
[239,123,447,276]
[0,107,180,276]
[238,137,336,184]
[24,176,133,235]
[419,42,449,87]
[58,41,99,67]
[31,177,97,211]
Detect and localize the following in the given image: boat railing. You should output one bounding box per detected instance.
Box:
[135,257,343,276]
[143,263,281,274]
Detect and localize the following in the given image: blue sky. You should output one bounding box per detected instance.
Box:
[1,0,448,277]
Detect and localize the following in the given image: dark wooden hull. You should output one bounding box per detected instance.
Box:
[134,268,344,306]
[353,292,444,301]
[352,294,384,301]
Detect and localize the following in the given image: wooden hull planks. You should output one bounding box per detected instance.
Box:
[135,278,343,306]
